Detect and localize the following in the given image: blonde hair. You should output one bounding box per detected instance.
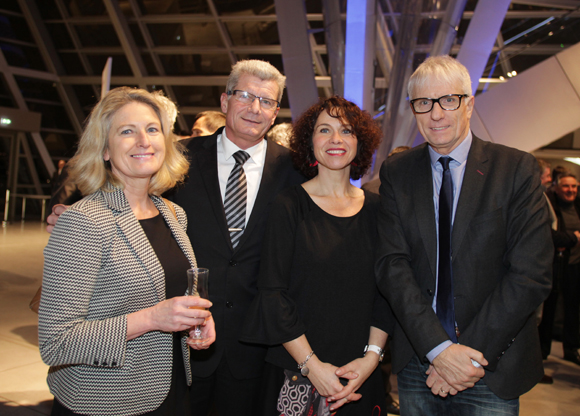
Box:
[408,55,472,99]
[226,60,286,102]
[69,87,188,196]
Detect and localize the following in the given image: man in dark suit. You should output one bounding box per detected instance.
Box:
[376,55,552,415]
[170,60,304,415]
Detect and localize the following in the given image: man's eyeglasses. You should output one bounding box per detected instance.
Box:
[227,90,280,110]
[410,94,469,114]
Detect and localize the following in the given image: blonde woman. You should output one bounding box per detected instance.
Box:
[39,87,215,416]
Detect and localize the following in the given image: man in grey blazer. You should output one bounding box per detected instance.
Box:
[376,55,552,415]
[170,60,304,415]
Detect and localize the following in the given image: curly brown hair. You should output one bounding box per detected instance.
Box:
[290,96,382,180]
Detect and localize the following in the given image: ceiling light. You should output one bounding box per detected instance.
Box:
[0,118,11,126]
[564,157,580,166]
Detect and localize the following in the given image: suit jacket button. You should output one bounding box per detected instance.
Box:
[94,360,99,365]
[229,260,237,267]
[111,361,117,366]
[226,301,234,308]
[427,289,433,296]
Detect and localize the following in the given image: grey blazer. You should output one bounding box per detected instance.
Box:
[39,186,196,416]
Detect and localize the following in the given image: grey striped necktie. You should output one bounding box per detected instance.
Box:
[224,150,251,248]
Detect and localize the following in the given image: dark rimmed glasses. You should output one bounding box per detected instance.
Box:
[227,90,280,110]
[410,94,469,114]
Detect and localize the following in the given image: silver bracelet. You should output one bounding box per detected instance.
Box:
[298,350,315,376]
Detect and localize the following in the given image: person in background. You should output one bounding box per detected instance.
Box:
[50,159,66,193]
[39,87,215,416]
[267,122,293,149]
[190,110,226,137]
[539,171,580,366]
[538,159,552,189]
[242,96,392,415]
[376,55,552,415]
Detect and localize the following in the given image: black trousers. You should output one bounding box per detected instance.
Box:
[190,355,262,416]
[561,262,580,351]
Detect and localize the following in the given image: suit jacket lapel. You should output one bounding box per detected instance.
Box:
[104,188,166,301]
[452,136,489,259]
[414,145,438,280]
[195,133,233,250]
[236,140,279,251]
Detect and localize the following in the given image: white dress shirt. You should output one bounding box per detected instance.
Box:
[217,131,267,227]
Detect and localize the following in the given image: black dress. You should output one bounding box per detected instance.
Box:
[52,213,192,416]
[241,185,393,415]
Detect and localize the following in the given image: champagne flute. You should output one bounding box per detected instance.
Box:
[186,268,209,342]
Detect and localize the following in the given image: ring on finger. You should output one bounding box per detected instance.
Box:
[440,388,447,394]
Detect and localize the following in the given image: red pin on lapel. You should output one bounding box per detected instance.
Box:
[477,170,484,175]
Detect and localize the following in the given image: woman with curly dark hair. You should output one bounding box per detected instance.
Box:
[242,96,393,415]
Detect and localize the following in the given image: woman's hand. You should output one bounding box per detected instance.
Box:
[127,296,212,340]
[187,315,216,350]
[306,356,345,398]
[328,353,379,411]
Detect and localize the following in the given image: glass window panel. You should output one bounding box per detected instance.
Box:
[26,102,74,131]
[35,0,61,19]
[310,21,325,45]
[14,76,60,103]
[87,54,132,76]
[58,52,86,75]
[140,0,209,15]
[171,85,222,108]
[159,53,231,76]
[0,74,16,108]
[1,0,21,13]
[65,0,107,17]
[147,23,223,47]
[0,14,34,43]
[225,21,279,46]
[71,85,99,114]
[213,0,274,15]
[74,25,120,47]
[304,0,322,14]
[129,24,145,47]
[44,132,79,156]
[2,43,46,71]
[46,23,74,49]
[141,54,159,75]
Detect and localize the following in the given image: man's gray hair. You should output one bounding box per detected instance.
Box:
[408,55,472,99]
[226,60,286,102]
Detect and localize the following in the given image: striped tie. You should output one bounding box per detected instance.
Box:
[224,151,250,249]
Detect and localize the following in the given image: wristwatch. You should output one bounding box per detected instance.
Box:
[364,344,384,362]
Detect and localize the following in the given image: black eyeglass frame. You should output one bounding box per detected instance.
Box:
[227,90,280,109]
[409,94,470,114]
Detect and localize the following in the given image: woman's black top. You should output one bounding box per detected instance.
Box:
[242,185,393,370]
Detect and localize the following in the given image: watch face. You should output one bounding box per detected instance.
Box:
[301,366,309,376]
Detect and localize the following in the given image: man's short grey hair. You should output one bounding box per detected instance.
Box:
[226,60,286,102]
[408,55,472,99]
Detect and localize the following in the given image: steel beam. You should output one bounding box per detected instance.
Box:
[456,0,512,95]
[274,0,319,120]
[344,0,377,112]
[322,0,345,97]
[19,0,85,136]
[372,0,422,179]
[103,0,148,90]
